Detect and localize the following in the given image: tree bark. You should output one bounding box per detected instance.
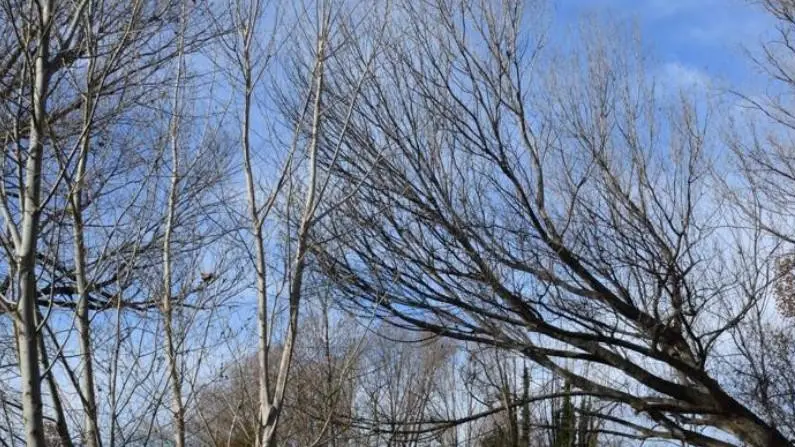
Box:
[16,1,52,445]
[162,30,187,447]
[72,79,100,447]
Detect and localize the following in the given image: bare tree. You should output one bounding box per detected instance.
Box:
[187,304,364,447]
[720,0,795,441]
[7,0,795,446]
[351,329,457,446]
[311,1,795,445]
[0,0,226,444]
[5,1,56,443]
[217,0,385,444]
[161,4,190,445]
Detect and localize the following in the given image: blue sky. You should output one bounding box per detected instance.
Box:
[555,0,775,89]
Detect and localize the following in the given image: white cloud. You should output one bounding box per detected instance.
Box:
[659,61,712,90]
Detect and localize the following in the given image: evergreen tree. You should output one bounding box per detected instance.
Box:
[552,382,576,447]
[504,382,519,446]
[576,398,599,447]
[520,366,531,446]
[480,425,510,447]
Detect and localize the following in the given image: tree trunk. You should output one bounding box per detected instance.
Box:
[72,95,100,447]
[38,318,74,447]
[162,47,186,447]
[16,1,52,445]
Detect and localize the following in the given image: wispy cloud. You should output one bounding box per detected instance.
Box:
[558,0,771,45]
[556,0,774,89]
[659,62,712,89]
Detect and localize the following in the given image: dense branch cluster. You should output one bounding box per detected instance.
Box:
[1,0,795,446]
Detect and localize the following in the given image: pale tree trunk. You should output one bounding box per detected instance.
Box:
[162,117,186,447]
[232,1,274,441]
[162,33,187,447]
[69,4,110,443]
[15,0,52,445]
[72,108,101,447]
[236,13,320,442]
[38,312,73,447]
[108,299,123,447]
[260,23,327,447]
[65,1,170,444]
[239,34,272,445]
[227,0,375,443]
[162,139,186,447]
[71,51,101,447]
[72,134,100,447]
